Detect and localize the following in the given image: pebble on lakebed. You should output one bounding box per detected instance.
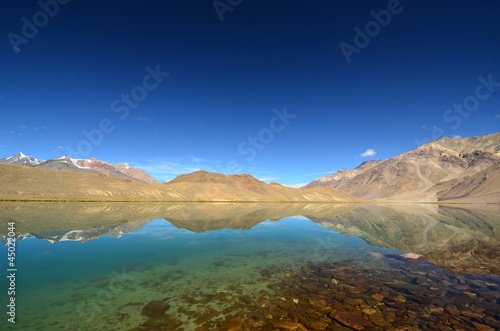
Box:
[131,260,500,330]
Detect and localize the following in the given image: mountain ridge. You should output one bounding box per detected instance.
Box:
[1,132,498,202]
[0,153,159,184]
[306,133,500,202]
[0,163,362,202]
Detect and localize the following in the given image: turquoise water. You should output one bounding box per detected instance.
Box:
[2,217,396,330]
[1,204,499,330]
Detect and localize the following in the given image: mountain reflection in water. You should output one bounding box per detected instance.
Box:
[0,202,499,330]
[1,202,498,274]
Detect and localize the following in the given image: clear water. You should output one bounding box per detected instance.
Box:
[0,203,499,330]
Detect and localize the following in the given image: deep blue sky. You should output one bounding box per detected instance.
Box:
[1,0,499,185]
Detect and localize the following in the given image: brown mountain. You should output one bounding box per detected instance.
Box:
[0,164,361,202]
[436,161,500,203]
[165,170,362,202]
[116,162,159,184]
[76,157,131,177]
[306,133,500,202]
[306,160,383,188]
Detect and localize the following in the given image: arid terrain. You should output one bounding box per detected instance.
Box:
[1,133,498,203]
[306,133,500,203]
[0,164,360,202]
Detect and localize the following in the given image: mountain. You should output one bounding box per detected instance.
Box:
[306,160,383,188]
[35,156,102,174]
[0,153,158,184]
[306,133,500,202]
[0,152,44,166]
[0,164,362,202]
[34,156,144,182]
[115,162,159,184]
[165,170,362,202]
[436,161,500,203]
[35,156,156,183]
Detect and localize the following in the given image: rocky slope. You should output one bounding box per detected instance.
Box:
[436,161,500,203]
[0,164,361,202]
[307,133,500,202]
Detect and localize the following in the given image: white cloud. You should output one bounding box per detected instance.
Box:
[450,134,462,138]
[360,149,376,157]
[284,183,308,188]
[495,114,500,118]
[58,146,65,149]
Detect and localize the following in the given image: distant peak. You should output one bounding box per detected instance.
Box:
[116,162,132,169]
[17,152,26,158]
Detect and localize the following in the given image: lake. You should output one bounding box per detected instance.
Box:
[0,202,499,330]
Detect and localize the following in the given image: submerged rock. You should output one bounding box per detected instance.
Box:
[141,300,170,318]
[330,311,375,330]
[398,253,425,261]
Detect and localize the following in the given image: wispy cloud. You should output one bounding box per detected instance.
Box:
[360,149,376,157]
[450,134,462,138]
[190,156,209,163]
[495,114,500,118]
[137,163,201,181]
[3,125,50,136]
[131,156,223,181]
[58,146,65,150]
[258,177,278,182]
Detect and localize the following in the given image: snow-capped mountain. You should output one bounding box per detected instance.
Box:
[0,152,159,184]
[0,152,44,166]
[35,156,101,174]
